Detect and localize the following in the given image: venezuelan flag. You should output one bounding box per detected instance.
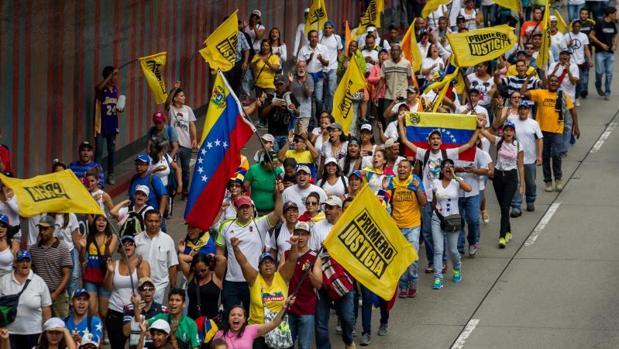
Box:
[184,70,255,229]
[404,112,477,161]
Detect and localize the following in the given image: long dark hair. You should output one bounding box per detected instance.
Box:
[438,158,454,180]
[87,215,112,269]
[189,253,216,283]
[269,27,282,47]
[319,161,342,187]
[223,305,249,338]
[342,140,361,175]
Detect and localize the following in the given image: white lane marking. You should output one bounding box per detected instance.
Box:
[524,203,561,247]
[451,319,480,349]
[590,121,617,153]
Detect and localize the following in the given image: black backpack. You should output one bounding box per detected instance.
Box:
[119,205,149,238]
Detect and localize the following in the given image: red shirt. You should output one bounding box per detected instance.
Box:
[0,145,11,173]
[285,249,319,316]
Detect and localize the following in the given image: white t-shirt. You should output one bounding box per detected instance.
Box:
[459,8,478,30]
[455,104,489,126]
[135,231,179,290]
[431,179,461,216]
[218,216,271,282]
[494,138,522,171]
[466,73,495,106]
[385,121,399,140]
[319,176,349,198]
[415,148,459,201]
[561,32,589,65]
[421,57,444,78]
[282,184,328,215]
[547,62,580,100]
[310,219,334,250]
[244,24,266,51]
[0,270,51,335]
[507,116,544,164]
[168,105,196,148]
[266,223,293,261]
[319,33,343,71]
[149,154,173,187]
[0,196,20,234]
[298,44,329,73]
[550,32,564,58]
[321,141,348,162]
[454,150,489,197]
[54,213,79,251]
[477,149,492,191]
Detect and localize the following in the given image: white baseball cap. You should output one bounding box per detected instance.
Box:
[135,184,150,197]
[149,319,171,335]
[43,317,66,331]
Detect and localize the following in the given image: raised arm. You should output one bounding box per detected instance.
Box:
[397,114,418,153]
[230,237,258,285]
[278,236,299,282]
[266,182,284,227]
[457,122,482,153]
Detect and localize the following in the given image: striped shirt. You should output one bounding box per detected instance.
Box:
[381,58,413,100]
[501,75,541,96]
[29,239,73,292]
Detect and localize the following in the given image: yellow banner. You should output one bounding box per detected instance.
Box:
[344,20,352,56]
[200,11,238,72]
[357,0,384,32]
[323,185,417,300]
[493,0,521,12]
[538,1,551,69]
[0,170,105,217]
[139,51,168,104]
[401,19,422,72]
[447,25,517,67]
[332,58,366,135]
[421,0,451,18]
[305,0,328,34]
[554,9,567,33]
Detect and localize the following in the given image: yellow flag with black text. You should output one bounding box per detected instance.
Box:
[323,185,417,300]
[0,170,105,217]
[139,51,168,104]
[357,0,384,32]
[332,58,366,135]
[200,10,238,72]
[493,0,521,13]
[447,25,517,67]
[306,0,328,34]
[421,0,451,18]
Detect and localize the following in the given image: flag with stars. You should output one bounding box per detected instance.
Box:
[184,70,255,229]
[404,112,477,161]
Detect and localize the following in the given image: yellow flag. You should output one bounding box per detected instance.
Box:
[422,61,461,112]
[554,9,567,33]
[332,58,366,135]
[421,0,451,18]
[344,21,352,56]
[138,51,168,104]
[357,0,384,32]
[401,19,422,72]
[323,185,417,300]
[0,170,105,217]
[306,0,328,34]
[447,25,518,67]
[493,0,521,12]
[538,1,551,69]
[200,10,238,72]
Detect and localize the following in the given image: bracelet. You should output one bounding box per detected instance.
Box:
[455,176,463,182]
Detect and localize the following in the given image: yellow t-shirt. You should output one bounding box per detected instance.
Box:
[529,89,573,134]
[389,175,423,228]
[252,54,280,89]
[506,65,538,79]
[249,272,288,325]
[285,150,315,164]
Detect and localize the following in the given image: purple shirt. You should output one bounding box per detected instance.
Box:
[99,86,119,135]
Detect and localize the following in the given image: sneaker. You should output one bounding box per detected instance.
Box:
[360,333,370,346]
[424,266,434,273]
[398,289,409,298]
[469,244,479,257]
[481,209,489,224]
[377,324,388,336]
[596,85,604,96]
[336,323,342,334]
[408,286,417,298]
[510,209,522,218]
[498,237,506,249]
[452,269,462,283]
[106,174,115,185]
[505,232,513,243]
[526,203,535,212]
[555,179,564,191]
[432,277,443,290]
[352,329,358,337]
[544,182,554,192]
[575,98,581,107]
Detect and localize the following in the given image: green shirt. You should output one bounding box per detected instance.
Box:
[244,163,283,212]
[148,313,200,348]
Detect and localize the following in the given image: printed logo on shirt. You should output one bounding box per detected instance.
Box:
[24,181,71,202]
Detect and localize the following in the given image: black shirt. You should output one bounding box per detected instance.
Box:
[263,92,299,136]
[592,19,618,53]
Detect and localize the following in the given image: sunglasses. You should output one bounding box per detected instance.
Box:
[305,201,318,206]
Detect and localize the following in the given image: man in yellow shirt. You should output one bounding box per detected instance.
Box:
[387,159,426,298]
[521,75,581,192]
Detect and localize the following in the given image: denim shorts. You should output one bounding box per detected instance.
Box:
[84,281,112,298]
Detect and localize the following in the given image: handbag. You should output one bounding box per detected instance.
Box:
[0,279,31,327]
[435,209,462,233]
[262,292,293,349]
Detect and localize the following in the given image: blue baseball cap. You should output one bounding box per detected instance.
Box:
[324,20,335,28]
[72,288,90,299]
[259,252,275,264]
[135,153,151,164]
[0,213,9,226]
[120,234,135,243]
[503,120,516,130]
[16,250,31,261]
[519,100,532,109]
[349,170,363,179]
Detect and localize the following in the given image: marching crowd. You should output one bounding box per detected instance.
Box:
[0,1,617,349]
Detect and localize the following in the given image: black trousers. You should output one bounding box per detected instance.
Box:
[106,309,127,349]
[492,169,518,238]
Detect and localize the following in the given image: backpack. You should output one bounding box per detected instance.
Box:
[119,204,149,238]
[164,155,178,196]
[321,254,353,300]
[0,279,31,327]
[423,149,448,168]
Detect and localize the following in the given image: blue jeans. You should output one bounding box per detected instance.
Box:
[422,202,446,267]
[595,51,614,97]
[315,288,355,348]
[568,4,585,22]
[67,248,81,300]
[312,74,325,117]
[561,109,574,155]
[274,135,288,151]
[288,314,314,349]
[95,133,116,176]
[222,280,250,314]
[586,0,608,20]
[360,285,389,335]
[457,195,481,253]
[399,226,421,289]
[431,213,461,280]
[482,5,496,27]
[177,146,192,194]
[577,63,590,98]
[323,69,337,113]
[542,132,563,182]
[511,163,538,209]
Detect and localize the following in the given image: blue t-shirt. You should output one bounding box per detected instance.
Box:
[65,314,103,344]
[99,86,119,136]
[128,174,167,209]
[69,160,105,187]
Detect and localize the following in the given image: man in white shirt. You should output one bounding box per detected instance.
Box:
[455,88,489,127]
[134,210,178,303]
[282,165,328,214]
[319,20,343,113]
[548,50,580,103]
[298,30,330,116]
[293,8,310,59]
[216,185,283,313]
[508,101,543,214]
[310,196,342,251]
[561,20,592,103]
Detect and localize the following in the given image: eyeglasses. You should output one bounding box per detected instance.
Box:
[140,286,155,292]
[305,201,318,206]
